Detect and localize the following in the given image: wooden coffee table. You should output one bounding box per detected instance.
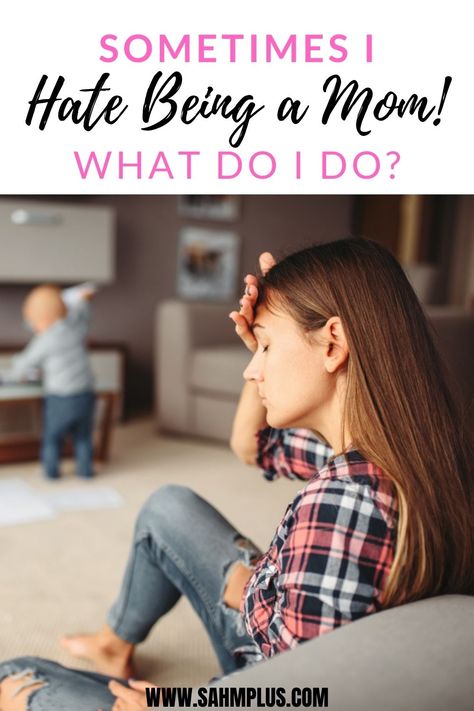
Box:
[0,384,117,464]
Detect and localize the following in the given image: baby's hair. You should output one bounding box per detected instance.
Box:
[23,284,66,327]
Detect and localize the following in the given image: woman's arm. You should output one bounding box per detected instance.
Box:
[229,255,274,465]
[230,381,267,465]
[242,475,396,657]
[256,427,333,481]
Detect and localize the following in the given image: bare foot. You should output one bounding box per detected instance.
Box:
[59,624,134,679]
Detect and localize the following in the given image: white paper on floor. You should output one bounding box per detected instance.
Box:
[0,478,56,526]
[0,479,124,526]
[40,485,124,512]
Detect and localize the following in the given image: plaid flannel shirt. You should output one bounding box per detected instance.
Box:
[241,429,398,659]
[256,426,333,481]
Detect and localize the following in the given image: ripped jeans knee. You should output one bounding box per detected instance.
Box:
[217,534,261,662]
[0,661,48,711]
[0,657,115,711]
[231,535,261,568]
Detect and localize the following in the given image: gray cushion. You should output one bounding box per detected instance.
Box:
[216,595,474,711]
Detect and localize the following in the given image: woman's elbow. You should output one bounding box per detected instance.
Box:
[230,435,257,466]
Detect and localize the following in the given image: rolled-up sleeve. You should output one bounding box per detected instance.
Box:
[256,427,333,482]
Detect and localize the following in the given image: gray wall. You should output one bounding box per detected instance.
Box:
[0,196,354,413]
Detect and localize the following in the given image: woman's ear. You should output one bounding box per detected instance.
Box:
[322,316,349,373]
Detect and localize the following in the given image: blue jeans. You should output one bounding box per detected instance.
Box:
[0,659,121,711]
[42,392,95,478]
[0,485,261,710]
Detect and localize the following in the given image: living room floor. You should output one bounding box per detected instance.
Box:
[0,418,300,686]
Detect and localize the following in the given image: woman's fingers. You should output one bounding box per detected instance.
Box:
[233,253,275,347]
[242,280,258,303]
[259,252,276,275]
[244,274,258,289]
[112,700,145,711]
[108,679,147,711]
[112,701,130,711]
[108,679,127,696]
[240,294,255,324]
[128,680,154,692]
[229,311,258,353]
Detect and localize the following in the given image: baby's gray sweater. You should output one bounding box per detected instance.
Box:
[9,301,95,395]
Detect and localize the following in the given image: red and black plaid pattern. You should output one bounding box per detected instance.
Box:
[256,427,333,481]
[242,445,398,659]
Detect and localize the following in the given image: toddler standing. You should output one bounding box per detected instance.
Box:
[7,283,96,479]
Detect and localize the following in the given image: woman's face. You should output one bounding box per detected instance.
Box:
[243,303,334,431]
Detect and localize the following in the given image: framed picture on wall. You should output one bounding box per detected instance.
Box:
[176,227,240,301]
[177,195,240,221]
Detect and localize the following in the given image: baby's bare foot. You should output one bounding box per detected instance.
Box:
[60,625,134,679]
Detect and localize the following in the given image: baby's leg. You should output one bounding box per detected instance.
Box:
[70,392,95,478]
[41,396,66,479]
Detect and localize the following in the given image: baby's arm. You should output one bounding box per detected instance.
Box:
[5,336,47,383]
[62,282,97,308]
[62,282,97,335]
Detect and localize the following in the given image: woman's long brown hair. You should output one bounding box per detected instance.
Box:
[258,237,474,605]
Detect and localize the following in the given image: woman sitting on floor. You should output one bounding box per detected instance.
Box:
[1,238,472,711]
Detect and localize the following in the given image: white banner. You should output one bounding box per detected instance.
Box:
[0,0,471,193]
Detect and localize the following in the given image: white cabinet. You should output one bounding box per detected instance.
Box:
[0,199,115,283]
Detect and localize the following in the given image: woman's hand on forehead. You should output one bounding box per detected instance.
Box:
[229,252,276,352]
[229,286,258,352]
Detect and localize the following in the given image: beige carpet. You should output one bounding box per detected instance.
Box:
[0,419,300,686]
